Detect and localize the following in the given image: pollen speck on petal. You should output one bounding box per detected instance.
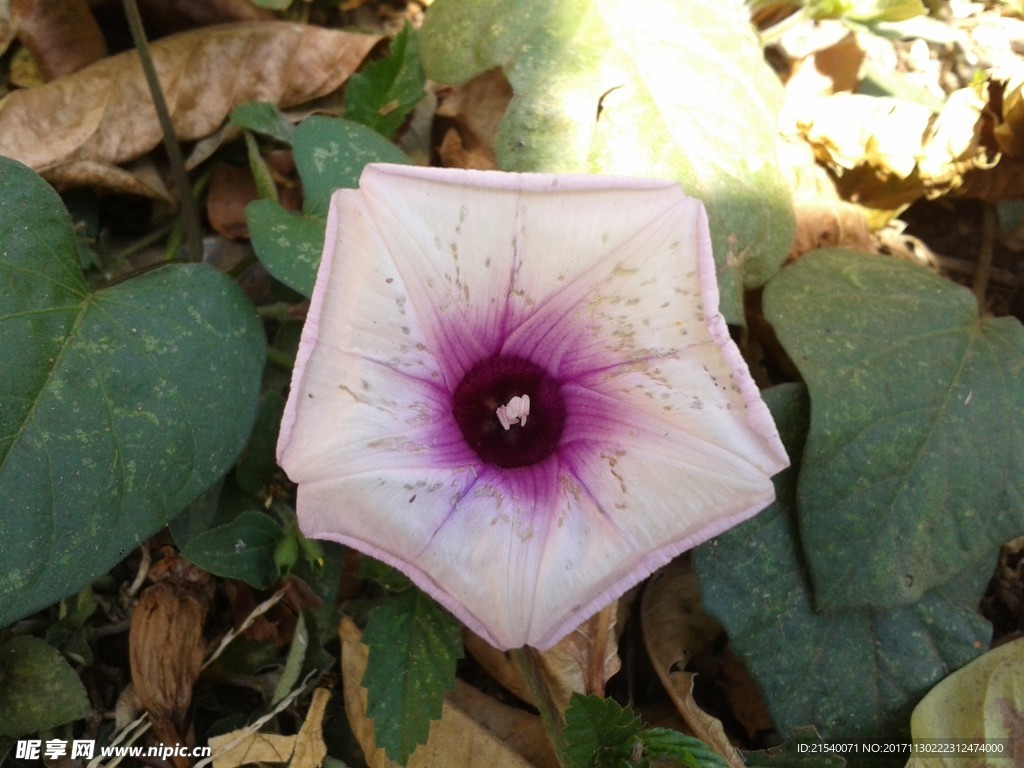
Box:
[277,163,788,651]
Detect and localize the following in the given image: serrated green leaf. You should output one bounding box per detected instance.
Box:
[420,0,793,324]
[181,510,284,589]
[641,728,729,768]
[762,249,1024,611]
[694,384,993,749]
[0,636,90,737]
[345,24,426,139]
[361,589,462,765]
[248,116,410,296]
[229,101,296,145]
[564,693,643,768]
[0,158,264,627]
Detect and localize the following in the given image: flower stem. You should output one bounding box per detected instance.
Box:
[510,646,572,768]
[122,0,203,263]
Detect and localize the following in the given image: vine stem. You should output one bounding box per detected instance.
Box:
[122,0,203,262]
[510,646,573,768]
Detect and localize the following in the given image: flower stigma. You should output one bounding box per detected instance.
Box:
[451,355,564,470]
[496,394,530,430]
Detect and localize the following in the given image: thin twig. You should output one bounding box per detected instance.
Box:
[121,0,203,262]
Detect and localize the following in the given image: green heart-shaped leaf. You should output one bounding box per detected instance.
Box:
[763,249,1024,611]
[695,384,992,746]
[0,158,264,627]
[248,116,410,296]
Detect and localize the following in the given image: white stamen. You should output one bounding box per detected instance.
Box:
[496,394,530,431]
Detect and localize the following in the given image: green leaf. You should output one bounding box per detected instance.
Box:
[180,510,284,589]
[247,201,325,297]
[420,0,793,324]
[345,24,427,139]
[0,158,264,628]
[248,116,410,296]
[235,390,286,493]
[229,101,296,145]
[0,636,90,737]
[361,589,463,765]
[694,384,993,749]
[762,249,1024,610]
[641,728,729,767]
[564,693,643,768]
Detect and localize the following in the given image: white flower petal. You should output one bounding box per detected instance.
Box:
[278,163,788,651]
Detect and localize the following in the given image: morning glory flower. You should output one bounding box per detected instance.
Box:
[277,164,788,650]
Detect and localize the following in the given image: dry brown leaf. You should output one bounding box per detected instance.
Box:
[640,557,745,768]
[793,84,993,210]
[339,618,557,768]
[464,603,623,715]
[0,21,381,192]
[129,548,214,767]
[206,688,329,767]
[780,21,865,100]
[207,161,258,240]
[291,687,330,768]
[11,0,106,80]
[209,733,295,768]
[138,0,275,36]
[435,67,512,171]
[791,197,872,258]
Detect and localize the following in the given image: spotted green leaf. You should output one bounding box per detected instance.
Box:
[695,384,992,750]
[361,589,463,765]
[248,116,410,296]
[0,157,264,627]
[763,250,1024,611]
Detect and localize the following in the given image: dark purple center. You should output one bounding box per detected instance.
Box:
[451,355,565,468]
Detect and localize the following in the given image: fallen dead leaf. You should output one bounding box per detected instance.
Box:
[434,67,512,170]
[137,0,275,36]
[792,83,995,211]
[0,21,381,193]
[206,688,329,768]
[340,618,557,768]
[465,602,624,715]
[641,557,745,768]
[290,686,330,768]
[209,733,295,767]
[11,0,106,80]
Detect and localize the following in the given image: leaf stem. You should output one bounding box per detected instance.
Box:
[510,646,573,768]
[122,0,203,263]
[972,203,994,310]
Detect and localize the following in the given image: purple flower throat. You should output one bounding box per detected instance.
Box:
[451,354,566,469]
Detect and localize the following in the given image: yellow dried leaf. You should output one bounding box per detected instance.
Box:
[793,84,992,208]
[208,733,295,768]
